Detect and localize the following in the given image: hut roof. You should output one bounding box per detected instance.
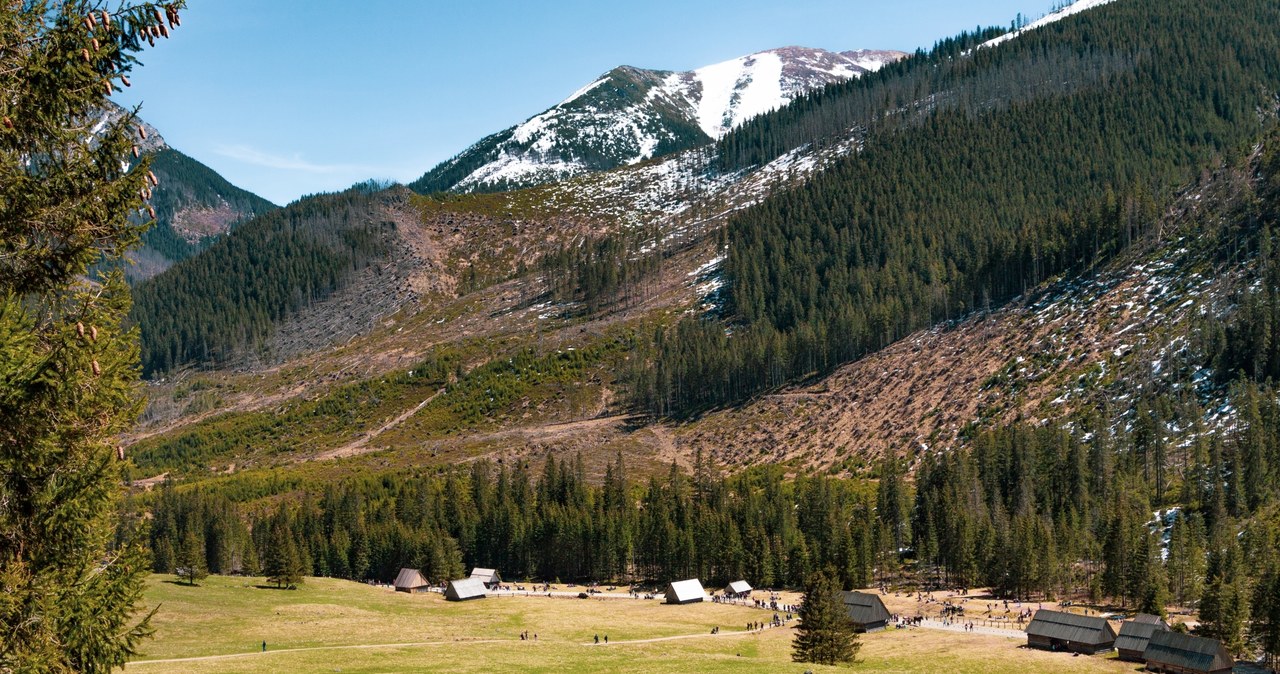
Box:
[1115,614,1169,653]
[393,568,429,589]
[1026,609,1116,646]
[445,577,488,601]
[840,591,891,626]
[469,567,501,583]
[1143,630,1233,673]
[727,581,752,595]
[666,579,708,603]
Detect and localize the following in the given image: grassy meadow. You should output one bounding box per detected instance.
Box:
[130,575,1142,673]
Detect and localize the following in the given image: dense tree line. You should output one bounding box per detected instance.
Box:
[147,452,885,592]
[131,187,400,375]
[636,0,1280,416]
[145,387,1280,661]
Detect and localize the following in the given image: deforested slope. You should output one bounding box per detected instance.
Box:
[640,0,1280,415]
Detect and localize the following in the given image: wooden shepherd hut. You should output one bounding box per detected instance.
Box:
[393,568,430,594]
[665,579,708,604]
[1142,630,1234,674]
[1115,613,1170,661]
[469,567,502,588]
[444,577,488,601]
[839,591,890,632]
[726,580,753,598]
[1025,609,1116,654]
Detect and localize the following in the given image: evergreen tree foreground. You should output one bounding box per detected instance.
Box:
[0,2,185,671]
[793,569,861,666]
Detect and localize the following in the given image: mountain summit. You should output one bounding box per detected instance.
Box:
[409,46,906,194]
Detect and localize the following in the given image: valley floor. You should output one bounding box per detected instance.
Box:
[130,575,1140,673]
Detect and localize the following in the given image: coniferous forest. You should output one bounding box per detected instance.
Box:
[130,187,396,374]
[109,0,1280,668]
[635,0,1280,415]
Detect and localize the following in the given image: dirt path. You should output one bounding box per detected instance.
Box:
[129,638,512,665]
[307,388,446,462]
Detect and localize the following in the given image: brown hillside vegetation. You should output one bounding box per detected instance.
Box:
[127,141,1256,487]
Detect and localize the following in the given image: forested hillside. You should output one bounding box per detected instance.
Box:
[130,186,396,374]
[137,148,276,267]
[639,0,1280,415]
[119,0,1280,666]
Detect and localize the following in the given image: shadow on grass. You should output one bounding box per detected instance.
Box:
[253,584,300,590]
[161,579,202,587]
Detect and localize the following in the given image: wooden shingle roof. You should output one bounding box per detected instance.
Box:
[393,567,429,589]
[469,567,501,584]
[1143,630,1233,673]
[1026,609,1116,646]
[666,579,708,603]
[840,591,890,625]
[1115,614,1169,653]
[445,577,488,601]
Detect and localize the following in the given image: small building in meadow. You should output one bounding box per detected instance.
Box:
[1025,609,1116,654]
[393,568,430,594]
[444,577,488,601]
[726,580,753,598]
[1115,613,1169,661]
[840,592,890,632]
[665,579,708,604]
[469,567,502,588]
[1142,630,1234,674]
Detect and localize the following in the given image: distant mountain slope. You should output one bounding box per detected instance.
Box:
[97,103,276,280]
[408,47,906,194]
[132,147,277,278]
[645,0,1280,415]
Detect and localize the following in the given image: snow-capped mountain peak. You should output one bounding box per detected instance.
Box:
[409,46,907,195]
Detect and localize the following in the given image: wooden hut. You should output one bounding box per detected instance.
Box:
[1116,614,1170,661]
[469,567,502,588]
[839,591,890,632]
[665,579,708,604]
[726,580,753,598]
[1025,609,1116,654]
[393,568,430,594]
[444,577,488,601]
[1142,630,1233,674]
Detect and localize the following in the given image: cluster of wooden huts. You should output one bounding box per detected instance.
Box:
[392,567,503,602]
[1026,609,1234,674]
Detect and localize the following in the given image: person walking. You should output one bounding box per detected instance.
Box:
[594,634,599,644]
[261,641,266,652]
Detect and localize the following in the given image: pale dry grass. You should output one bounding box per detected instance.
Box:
[132,575,1142,674]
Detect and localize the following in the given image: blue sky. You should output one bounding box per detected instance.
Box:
[114,0,1059,205]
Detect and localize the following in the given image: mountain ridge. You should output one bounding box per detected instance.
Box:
[408,46,906,194]
[100,102,277,280]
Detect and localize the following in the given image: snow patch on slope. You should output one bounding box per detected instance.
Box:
[692,51,788,139]
[424,47,906,193]
[981,0,1119,49]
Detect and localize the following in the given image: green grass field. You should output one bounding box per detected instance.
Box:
[131,575,1142,673]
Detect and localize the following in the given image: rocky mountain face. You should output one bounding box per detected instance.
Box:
[101,103,276,281]
[408,46,906,194]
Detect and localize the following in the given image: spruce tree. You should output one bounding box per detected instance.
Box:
[792,569,861,666]
[175,529,208,586]
[264,523,304,590]
[0,2,185,671]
